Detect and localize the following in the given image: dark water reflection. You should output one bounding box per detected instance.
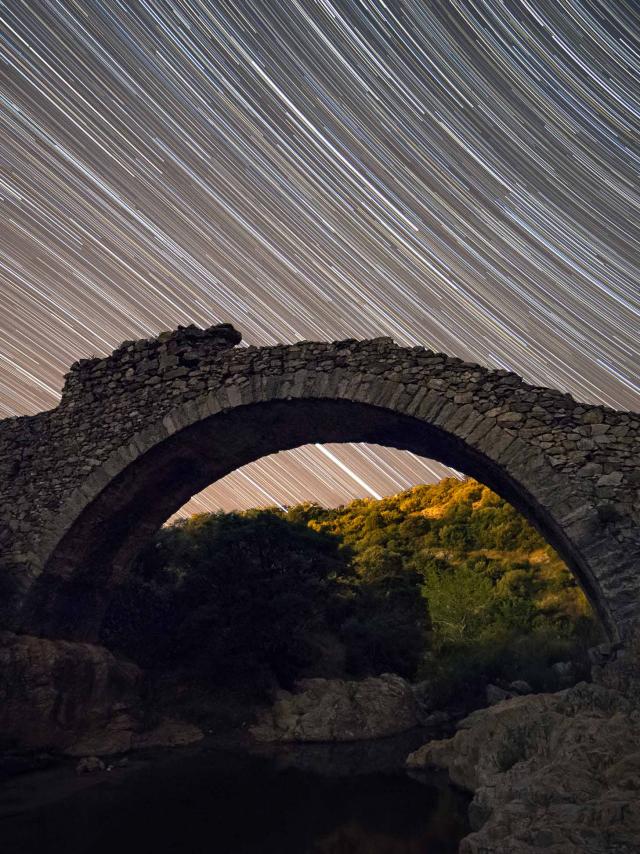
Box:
[1,735,469,854]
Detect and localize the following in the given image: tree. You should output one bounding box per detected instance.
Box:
[421,562,494,644]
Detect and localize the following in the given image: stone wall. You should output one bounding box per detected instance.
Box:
[0,324,638,640]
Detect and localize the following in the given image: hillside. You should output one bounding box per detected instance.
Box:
[286,478,600,700]
[296,477,592,632]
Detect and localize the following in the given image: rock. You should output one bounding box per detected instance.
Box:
[421,710,451,727]
[64,713,137,757]
[412,679,438,723]
[597,470,623,486]
[407,681,640,853]
[0,632,142,753]
[588,642,619,666]
[66,730,133,757]
[485,684,511,705]
[132,718,204,749]
[592,628,640,704]
[550,660,576,686]
[508,680,532,695]
[251,674,419,742]
[75,756,105,775]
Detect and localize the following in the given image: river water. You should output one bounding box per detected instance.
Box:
[1,732,470,853]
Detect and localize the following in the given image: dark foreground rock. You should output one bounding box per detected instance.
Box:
[250,674,419,742]
[75,756,105,774]
[63,715,204,757]
[407,680,640,853]
[0,631,142,752]
[0,632,204,757]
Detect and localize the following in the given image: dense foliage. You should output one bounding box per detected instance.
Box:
[102,478,601,697]
[102,511,356,686]
[302,478,601,698]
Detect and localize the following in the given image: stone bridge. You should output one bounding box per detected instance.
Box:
[0,324,638,643]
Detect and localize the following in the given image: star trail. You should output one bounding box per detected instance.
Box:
[1,0,639,513]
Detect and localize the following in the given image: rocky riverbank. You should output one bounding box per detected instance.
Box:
[5,627,639,854]
[407,639,640,853]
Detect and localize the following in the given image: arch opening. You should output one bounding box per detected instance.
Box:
[20,397,612,642]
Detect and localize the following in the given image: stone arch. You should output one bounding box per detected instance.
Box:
[1,326,638,643]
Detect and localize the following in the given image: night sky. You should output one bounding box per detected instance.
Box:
[1,1,639,514]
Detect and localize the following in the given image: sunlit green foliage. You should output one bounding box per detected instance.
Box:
[300,477,601,696]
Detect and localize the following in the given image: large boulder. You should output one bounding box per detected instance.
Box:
[0,631,142,753]
[407,681,640,853]
[485,683,512,705]
[251,674,419,742]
